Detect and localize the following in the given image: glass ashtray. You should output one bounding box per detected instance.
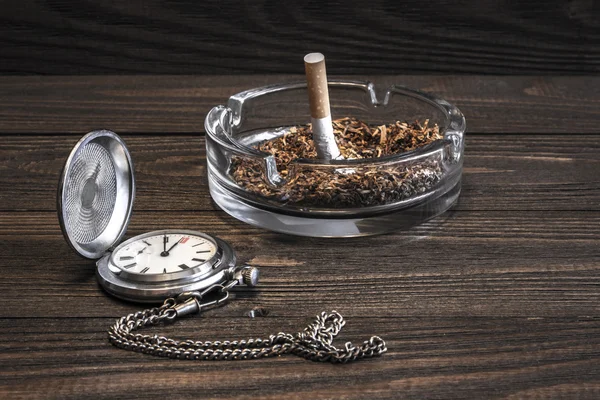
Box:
[204,80,465,237]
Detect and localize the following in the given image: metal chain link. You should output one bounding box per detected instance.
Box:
[108,294,387,363]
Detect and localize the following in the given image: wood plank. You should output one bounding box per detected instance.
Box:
[0,75,599,134]
[1,0,598,75]
[1,210,598,319]
[1,317,600,399]
[1,73,599,397]
[1,134,599,212]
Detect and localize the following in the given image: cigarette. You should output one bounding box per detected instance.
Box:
[304,53,342,160]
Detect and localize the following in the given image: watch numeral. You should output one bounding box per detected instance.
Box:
[120,256,134,261]
[196,250,210,253]
[192,242,206,247]
[180,237,190,244]
[123,263,136,269]
[143,240,151,246]
[140,267,149,274]
[178,264,190,270]
[192,258,206,262]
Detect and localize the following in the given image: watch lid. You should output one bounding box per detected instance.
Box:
[58,130,135,259]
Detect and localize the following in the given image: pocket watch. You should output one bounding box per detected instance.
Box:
[57,130,256,303]
[57,130,386,363]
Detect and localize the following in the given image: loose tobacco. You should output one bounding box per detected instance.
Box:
[230,117,444,208]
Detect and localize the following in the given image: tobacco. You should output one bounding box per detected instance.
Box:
[230,117,444,208]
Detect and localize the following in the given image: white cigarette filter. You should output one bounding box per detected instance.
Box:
[304,53,342,160]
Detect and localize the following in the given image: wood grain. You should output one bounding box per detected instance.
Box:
[1,0,599,75]
[1,134,599,212]
[1,75,600,399]
[1,208,600,396]
[1,210,599,319]
[0,75,599,134]
[2,317,600,399]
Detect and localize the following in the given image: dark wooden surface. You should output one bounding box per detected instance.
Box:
[1,75,600,134]
[1,75,600,399]
[1,0,599,75]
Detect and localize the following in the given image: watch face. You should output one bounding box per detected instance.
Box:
[111,232,218,277]
[97,229,237,303]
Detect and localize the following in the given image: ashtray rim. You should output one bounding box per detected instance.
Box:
[205,79,466,168]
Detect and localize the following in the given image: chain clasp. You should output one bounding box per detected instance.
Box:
[167,266,259,319]
[173,285,230,317]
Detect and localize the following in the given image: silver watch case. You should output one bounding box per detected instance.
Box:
[97,229,237,303]
[58,130,236,303]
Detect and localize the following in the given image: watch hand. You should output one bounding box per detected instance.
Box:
[163,235,168,253]
[166,238,181,253]
[161,237,181,257]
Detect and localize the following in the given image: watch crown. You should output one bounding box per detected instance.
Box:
[241,266,260,287]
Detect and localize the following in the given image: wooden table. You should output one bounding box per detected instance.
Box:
[1,75,599,399]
